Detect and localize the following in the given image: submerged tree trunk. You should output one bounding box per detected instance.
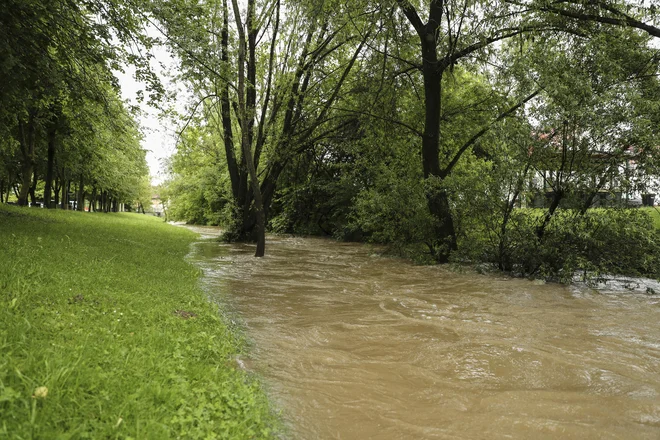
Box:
[398,1,457,263]
[232,0,266,257]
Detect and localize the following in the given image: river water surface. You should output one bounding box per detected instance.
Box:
[186,227,660,439]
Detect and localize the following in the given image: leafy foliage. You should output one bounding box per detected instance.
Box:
[158,0,660,278]
[0,0,155,209]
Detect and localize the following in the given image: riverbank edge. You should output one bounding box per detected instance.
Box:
[0,205,278,438]
[205,223,660,293]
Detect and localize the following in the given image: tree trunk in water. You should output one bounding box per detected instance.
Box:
[420,38,457,263]
[232,0,266,257]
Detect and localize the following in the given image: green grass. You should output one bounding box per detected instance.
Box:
[641,207,660,229]
[0,205,277,439]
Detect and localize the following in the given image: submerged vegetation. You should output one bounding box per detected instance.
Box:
[0,205,276,438]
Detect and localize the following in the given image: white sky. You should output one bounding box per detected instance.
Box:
[115,38,182,185]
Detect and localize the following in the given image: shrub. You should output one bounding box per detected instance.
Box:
[458,208,660,281]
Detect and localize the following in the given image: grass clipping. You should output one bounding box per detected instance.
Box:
[0,205,276,439]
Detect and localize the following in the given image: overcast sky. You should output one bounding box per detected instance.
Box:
[115,38,182,185]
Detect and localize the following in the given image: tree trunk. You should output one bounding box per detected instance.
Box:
[220,0,241,202]
[77,174,84,211]
[393,1,458,262]
[54,176,60,208]
[420,34,457,262]
[17,115,36,206]
[60,179,68,209]
[536,190,564,240]
[28,169,38,206]
[232,0,266,257]
[89,188,96,212]
[498,163,531,271]
[44,123,57,208]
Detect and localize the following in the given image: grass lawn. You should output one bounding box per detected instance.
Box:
[642,206,660,229]
[0,205,276,439]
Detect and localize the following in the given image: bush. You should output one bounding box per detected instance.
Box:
[349,176,435,250]
[458,208,660,281]
[538,209,660,280]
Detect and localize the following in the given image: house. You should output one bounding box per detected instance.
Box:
[526,135,658,208]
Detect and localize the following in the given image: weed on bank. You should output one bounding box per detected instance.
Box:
[0,205,276,439]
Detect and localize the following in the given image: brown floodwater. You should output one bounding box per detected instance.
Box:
[185,227,660,440]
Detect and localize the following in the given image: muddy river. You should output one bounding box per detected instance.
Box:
[186,228,660,439]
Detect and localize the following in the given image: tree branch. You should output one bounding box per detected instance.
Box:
[395,0,425,36]
[175,94,219,144]
[442,89,541,177]
[332,106,423,137]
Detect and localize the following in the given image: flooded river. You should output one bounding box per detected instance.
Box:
[186,228,660,439]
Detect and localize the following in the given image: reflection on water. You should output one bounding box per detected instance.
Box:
[185,228,660,440]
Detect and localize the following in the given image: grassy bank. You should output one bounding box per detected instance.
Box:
[642,207,660,229]
[0,205,276,439]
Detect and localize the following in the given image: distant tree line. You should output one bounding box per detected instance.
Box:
[0,0,158,211]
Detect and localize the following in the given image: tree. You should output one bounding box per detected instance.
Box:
[0,0,157,210]
[156,0,374,255]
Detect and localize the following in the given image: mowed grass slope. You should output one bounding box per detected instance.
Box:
[644,207,660,229]
[0,205,276,439]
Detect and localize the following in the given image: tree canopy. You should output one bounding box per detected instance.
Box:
[0,0,156,210]
[6,0,657,278]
